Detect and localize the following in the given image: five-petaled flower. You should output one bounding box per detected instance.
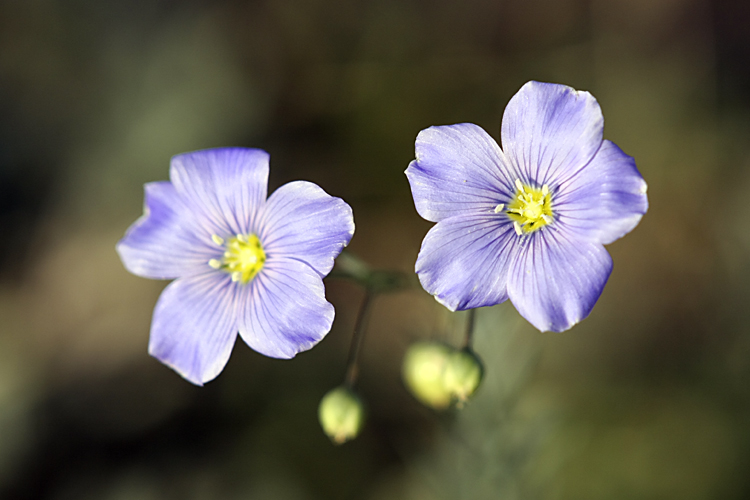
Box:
[117,148,354,385]
[406,81,648,332]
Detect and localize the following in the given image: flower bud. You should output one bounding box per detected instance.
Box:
[318,386,366,444]
[443,348,483,408]
[402,342,454,410]
[402,341,483,410]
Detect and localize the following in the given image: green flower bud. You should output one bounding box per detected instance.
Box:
[402,342,454,410]
[402,341,483,410]
[443,348,483,408]
[318,386,366,444]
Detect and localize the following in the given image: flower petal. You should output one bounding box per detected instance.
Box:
[116,182,214,280]
[256,181,354,276]
[148,271,239,385]
[554,140,648,245]
[169,148,269,237]
[415,213,517,311]
[238,257,334,358]
[507,227,612,332]
[501,81,604,187]
[406,123,518,223]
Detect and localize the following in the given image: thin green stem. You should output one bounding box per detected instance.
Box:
[344,290,373,389]
[462,308,476,349]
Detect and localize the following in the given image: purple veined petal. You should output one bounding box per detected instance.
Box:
[256,181,354,276]
[507,226,613,332]
[415,213,518,311]
[406,124,519,223]
[501,81,604,188]
[170,148,270,238]
[237,256,334,359]
[554,140,648,245]
[116,182,216,280]
[148,271,240,385]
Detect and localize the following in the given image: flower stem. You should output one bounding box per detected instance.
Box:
[462,308,476,349]
[344,290,373,389]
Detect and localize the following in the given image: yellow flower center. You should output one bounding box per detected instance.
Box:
[207,233,266,284]
[496,179,553,235]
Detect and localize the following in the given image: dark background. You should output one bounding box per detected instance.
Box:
[1,0,749,498]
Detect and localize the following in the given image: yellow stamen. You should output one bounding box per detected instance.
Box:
[207,233,266,284]
[504,179,554,235]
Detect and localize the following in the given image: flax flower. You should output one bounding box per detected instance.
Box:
[117,148,354,384]
[406,81,648,332]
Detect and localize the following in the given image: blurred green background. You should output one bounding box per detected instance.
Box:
[1,0,749,498]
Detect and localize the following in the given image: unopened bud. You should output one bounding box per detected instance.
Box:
[402,341,483,410]
[318,386,366,444]
[443,348,483,408]
[402,342,454,410]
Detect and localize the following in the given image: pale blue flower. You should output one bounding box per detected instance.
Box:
[118,148,354,384]
[406,81,648,332]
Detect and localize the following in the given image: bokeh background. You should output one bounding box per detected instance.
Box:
[1,0,750,498]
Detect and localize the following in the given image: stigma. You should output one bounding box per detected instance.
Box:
[207,233,266,284]
[502,179,553,235]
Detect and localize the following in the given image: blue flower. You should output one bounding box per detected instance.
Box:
[405,81,648,332]
[117,148,355,384]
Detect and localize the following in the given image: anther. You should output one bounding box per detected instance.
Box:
[211,234,224,245]
[542,185,549,196]
[542,215,552,224]
[513,222,523,236]
[515,179,524,192]
[494,204,504,214]
[209,233,266,284]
